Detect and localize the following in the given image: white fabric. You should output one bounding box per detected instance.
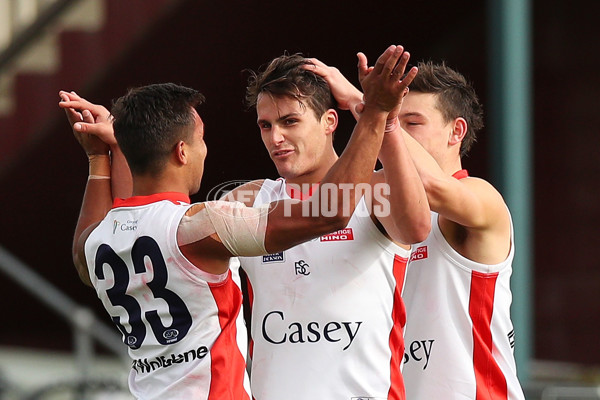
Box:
[85,195,251,400]
[402,211,525,400]
[239,178,410,400]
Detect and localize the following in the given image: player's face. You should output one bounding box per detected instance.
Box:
[256,94,333,185]
[399,92,453,161]
[188,109,207,194]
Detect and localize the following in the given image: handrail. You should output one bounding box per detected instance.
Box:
[0,245,128,365]
[0,0,81,73]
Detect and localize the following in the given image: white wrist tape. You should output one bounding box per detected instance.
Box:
[177,201,269,256]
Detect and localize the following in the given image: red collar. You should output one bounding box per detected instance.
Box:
[452,169,469,180]
[112,192,191,208]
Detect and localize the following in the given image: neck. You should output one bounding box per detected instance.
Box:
[440,159,463,176]
[131,172,191,197]
[434,148,463,176]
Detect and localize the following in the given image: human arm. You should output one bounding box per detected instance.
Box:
[397,129,511,263]
[308,51,431,244]
[61,96,112,286]
[305,57,365,121]
[58,91,133,199]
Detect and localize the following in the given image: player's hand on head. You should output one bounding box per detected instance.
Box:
[58,90,117,147]
[304,58,363,112]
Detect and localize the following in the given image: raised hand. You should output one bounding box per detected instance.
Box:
[59,91,109,157]
[358,45,417,114]
[59,91,116,148]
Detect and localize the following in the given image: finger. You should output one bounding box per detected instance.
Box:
[82,109,95,124]
[392,50,410,77]
[372,45,396,75]
[307,57,328,68]
[304,59,326,78]
[357,52,369,81]
[382,45,404,77]
[59,99,109,120]
[65,108,83,123]
[399,66,418,89]
[73,121,100,133]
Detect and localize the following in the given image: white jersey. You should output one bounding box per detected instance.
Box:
[84,192,251,400]
[239,179,410,400]
[402,211,525,400]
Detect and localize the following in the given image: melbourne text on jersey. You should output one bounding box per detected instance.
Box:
[261,310,362,351]
[131,345,209,374]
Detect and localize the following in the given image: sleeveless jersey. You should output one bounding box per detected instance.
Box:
[84,192,251,400]
[239,179,410,400]
[402,211,525,399]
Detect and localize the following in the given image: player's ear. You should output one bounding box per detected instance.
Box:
[448,117,467,146]
[174,140,189,165]
[322,109,338,136]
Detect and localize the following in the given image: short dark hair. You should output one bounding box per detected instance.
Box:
[111,83,205,176]
[410,61,484,157]
[245,53,336,120]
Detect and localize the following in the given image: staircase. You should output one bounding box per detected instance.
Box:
[0,0,185,176]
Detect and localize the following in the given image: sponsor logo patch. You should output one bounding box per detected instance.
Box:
[410,245,428,262]
[262,252,285,263]
[320,228,354,242]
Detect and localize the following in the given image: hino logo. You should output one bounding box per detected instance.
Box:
[261,310,362,351]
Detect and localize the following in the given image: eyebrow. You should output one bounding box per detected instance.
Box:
[400,111,426,118]
[257,112,302,125]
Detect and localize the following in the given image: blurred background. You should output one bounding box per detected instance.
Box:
[0,0,598,398]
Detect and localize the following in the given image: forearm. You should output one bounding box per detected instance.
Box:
[73,155,113,254]
[399,128,458,211]
[378,129,431,243]
[312,106,387,222]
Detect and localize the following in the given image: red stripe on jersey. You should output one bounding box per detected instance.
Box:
[246,276,255,359]
[387,254,408,400]
[208,271,250,400]
[469,271,508,400]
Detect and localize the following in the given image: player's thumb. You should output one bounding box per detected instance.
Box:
[73,122,91,132]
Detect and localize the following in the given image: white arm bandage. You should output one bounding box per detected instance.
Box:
[177,201,269,256]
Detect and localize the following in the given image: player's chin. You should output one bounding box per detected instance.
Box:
[274,164,295,179]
